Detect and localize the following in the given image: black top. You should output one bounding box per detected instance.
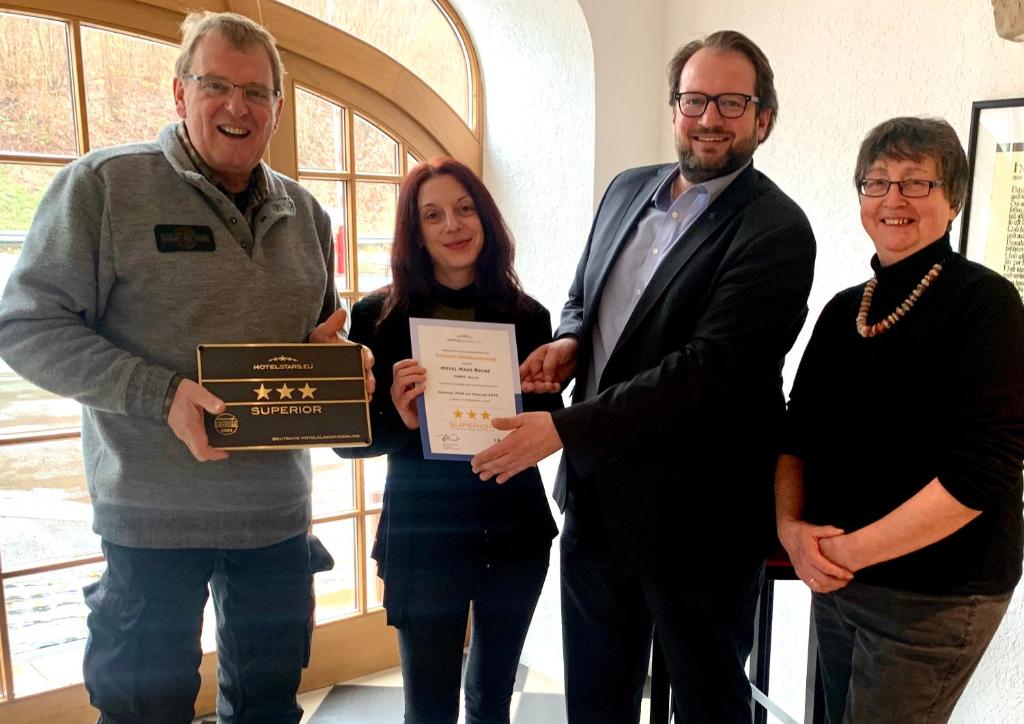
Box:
[785,237,1024,594]
[337,283,561,623]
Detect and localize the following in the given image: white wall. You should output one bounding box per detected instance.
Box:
[448,0,595,676]
[576,0,667,206]
[661,2,1024,722]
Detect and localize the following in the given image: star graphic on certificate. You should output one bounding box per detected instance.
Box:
[453,409,463,418]
[481,411,491,420]
[467,410,477,419]
[253,383,271,400]
[276,383,295,400]
[298,382,317,399]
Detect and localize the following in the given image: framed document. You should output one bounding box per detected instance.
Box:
[410,318,522,461]
[960,98,1024,296]
[197,343,371,450]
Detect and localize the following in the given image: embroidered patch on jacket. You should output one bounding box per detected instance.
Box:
[154,225,216,252]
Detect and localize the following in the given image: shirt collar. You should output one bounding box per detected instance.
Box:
[175,121,268,205]
[651,160,751,212]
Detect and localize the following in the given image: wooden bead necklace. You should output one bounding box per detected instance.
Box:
[855,262,943,338]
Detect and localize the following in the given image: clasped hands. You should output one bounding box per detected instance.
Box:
[168,308,376,462]
[777,516,857,593]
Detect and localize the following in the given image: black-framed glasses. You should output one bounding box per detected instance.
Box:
[182,73,281,107]
[858,178,945,198]
[672,92,759,118]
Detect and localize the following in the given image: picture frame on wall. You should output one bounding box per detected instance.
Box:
[960,98,1024,296]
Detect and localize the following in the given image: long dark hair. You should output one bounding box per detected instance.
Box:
[377,157,525,326]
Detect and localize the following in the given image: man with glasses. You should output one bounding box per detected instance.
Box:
[0,11,366,724]
[471,30,816,722]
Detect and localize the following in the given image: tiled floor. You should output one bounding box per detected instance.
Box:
[194,658,654,723]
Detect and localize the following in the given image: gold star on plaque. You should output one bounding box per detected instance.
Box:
[467,410,477,419]
[276,383,294,399]
[481,411,491,420]
[298,382,317,399]
[253,383,271,400]
[454,409,463,418]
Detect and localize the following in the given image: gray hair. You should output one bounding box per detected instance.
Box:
[175,11,284,92]
[854,117,969,212]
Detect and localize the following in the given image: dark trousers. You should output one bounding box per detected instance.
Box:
[813,581,1011,724]
[560,505,763,724]
[83,534,320,724]
[396,554,549,724]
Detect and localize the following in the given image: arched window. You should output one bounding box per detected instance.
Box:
[0,0,481,717]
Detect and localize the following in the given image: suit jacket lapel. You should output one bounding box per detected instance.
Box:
[582,166,671,331]
[610,164,759,359]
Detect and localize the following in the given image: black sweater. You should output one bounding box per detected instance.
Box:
[785,237,1024,594]
[337,283,560,623]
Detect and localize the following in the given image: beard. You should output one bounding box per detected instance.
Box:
[676,124,759,184]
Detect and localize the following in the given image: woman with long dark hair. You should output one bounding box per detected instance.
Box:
[337,158,559,724]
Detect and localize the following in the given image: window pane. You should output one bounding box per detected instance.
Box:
[365,511,383,608]
[0,438,96,570]
[355,182,396,293]
[0,12,77,156]
[363,455,386,509]
[5,562,102,696]
[0,163,61,242]
[354,114,398,175]
[295,88,345,172]
[311,445,355,517]
[81,26,178,149]
[407,152,418,172]
[300,178,349,291]
[0,365,82,437]
[313,518,357,622]
[279,0,471,124]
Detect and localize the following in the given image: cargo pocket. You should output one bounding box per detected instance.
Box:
[303,533,335,667]
[82,576,146,717]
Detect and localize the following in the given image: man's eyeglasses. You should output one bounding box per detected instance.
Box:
[672,92,759,118]
[182,74,281,107]
[858,178,944,198]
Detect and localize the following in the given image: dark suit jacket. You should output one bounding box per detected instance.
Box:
[550,162,816,576]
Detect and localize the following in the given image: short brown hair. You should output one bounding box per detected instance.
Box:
[667,30,778,142]
[175,11,284,92]
[853,117,969,212]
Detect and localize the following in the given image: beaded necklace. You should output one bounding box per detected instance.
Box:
[855,262,943,338]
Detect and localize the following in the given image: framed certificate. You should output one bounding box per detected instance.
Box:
[960,97,1024,297]
[197,342,371,450]
[410,318,522,461]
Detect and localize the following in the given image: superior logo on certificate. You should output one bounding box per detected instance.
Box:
[410,318,522,461]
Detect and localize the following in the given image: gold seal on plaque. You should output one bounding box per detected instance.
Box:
[213,413,239,436]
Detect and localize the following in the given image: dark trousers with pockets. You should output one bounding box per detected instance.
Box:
[83,534,324,724]
[561,499,763,724]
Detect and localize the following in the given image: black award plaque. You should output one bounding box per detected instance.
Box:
[196,343,372,450]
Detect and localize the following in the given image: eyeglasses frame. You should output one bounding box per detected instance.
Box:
[181,73,282,106]
[671,91,761,118]
[857,178,945,199]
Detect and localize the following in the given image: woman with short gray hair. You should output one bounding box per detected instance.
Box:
[776,116,1024,722]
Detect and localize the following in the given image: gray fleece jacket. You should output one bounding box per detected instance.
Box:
[0,123,336,548]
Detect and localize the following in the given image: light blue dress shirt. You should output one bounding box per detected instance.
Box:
[584,162,748,398]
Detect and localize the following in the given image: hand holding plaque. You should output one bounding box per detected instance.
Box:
[410,318,522,460]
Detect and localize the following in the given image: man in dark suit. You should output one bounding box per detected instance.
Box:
[471,30,815,723]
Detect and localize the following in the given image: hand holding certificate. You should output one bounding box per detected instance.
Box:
[410,318,522,460]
